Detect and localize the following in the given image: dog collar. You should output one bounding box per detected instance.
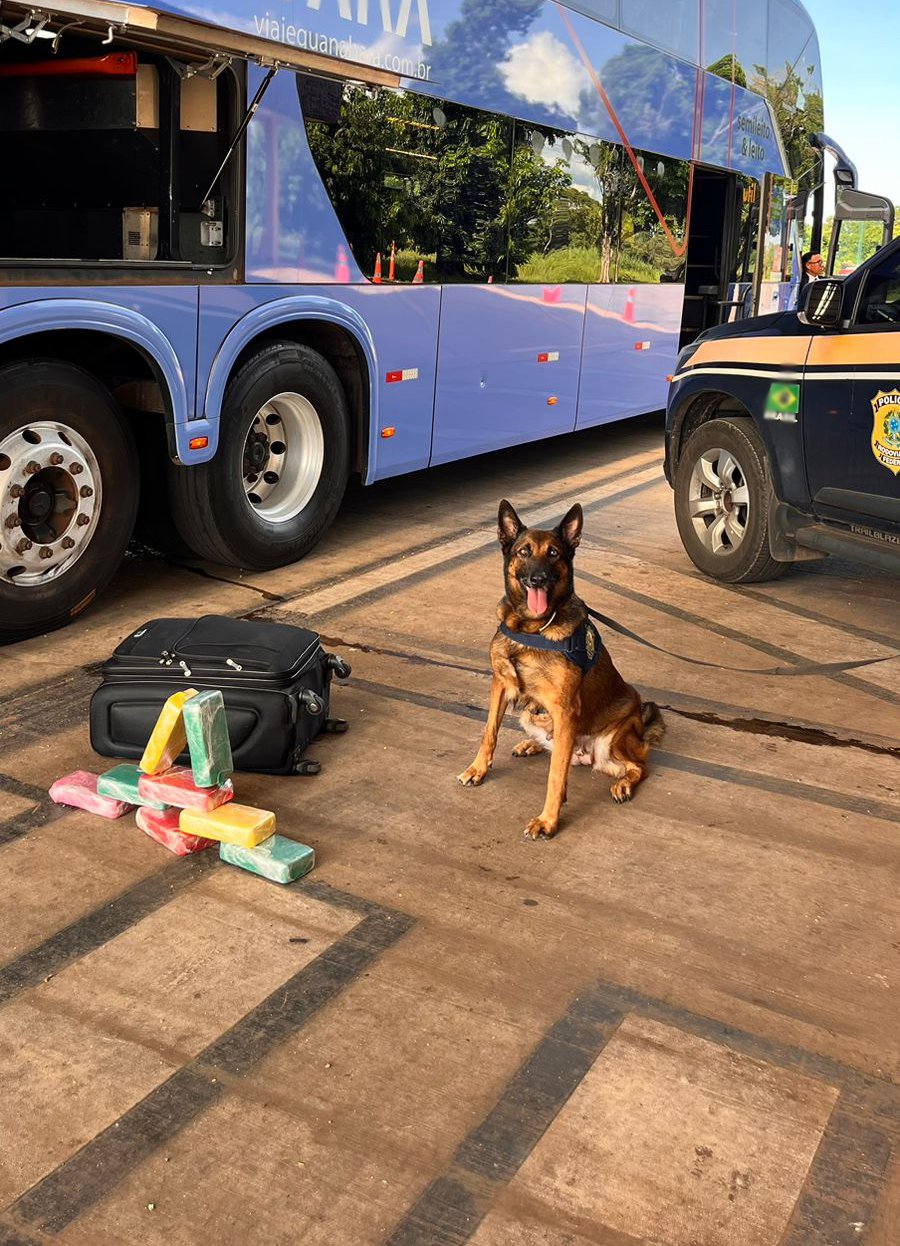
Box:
[499,617,603,673]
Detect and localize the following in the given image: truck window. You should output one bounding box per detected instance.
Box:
[856,250,900,326]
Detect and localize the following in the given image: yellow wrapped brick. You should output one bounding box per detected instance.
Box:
[139,689,199,775]
[179,803,275,848]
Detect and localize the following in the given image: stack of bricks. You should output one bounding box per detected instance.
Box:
[49,688,314,885]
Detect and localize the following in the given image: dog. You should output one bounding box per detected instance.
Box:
[458,499,664,839]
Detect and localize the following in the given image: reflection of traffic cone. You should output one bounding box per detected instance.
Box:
[412,259,424,284]
[623,287,636,323]
[388,241,396,283]
[335,245,351,283]
[487,275,494,283]
[373,252,383,284]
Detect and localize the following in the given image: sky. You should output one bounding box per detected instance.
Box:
[804,0,900,204]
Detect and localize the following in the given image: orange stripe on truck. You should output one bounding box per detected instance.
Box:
[688,337,811,370]
[807,331,900,366]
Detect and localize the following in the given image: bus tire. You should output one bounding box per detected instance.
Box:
[673,417,786,583]
[169,342,350,568]
[0,359,138,644]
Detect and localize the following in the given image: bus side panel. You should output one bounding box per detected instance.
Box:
[0,284,200,430]
[577,284,684,429]
[429,284,586,468]
[197,284,440,481]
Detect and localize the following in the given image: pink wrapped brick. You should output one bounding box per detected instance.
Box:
[49,771,132,819]
[137,766,234,812]
[136,805,216,855]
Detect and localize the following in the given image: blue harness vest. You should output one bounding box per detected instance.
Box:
[499,616,603,674]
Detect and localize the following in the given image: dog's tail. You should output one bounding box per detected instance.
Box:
[640,700,665,747]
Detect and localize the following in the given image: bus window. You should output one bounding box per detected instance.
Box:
[620,0,699,63]
[304,83,512,283]
[617,150,690,283]
[702,0,767,84]
[507,127,622,285]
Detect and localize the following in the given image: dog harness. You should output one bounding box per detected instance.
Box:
[499,616,603,674]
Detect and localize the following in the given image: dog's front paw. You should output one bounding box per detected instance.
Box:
[524,816,557,840]
[458,763,488,786]
[610,779,634,803]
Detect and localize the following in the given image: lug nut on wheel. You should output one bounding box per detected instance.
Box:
[76,514,90,527]
[39,546,53,560]
[69,463,83,475]
[62,536,75,549]
[15,538,33,553]
[4,515,20,529]
[49,452,64,466]
[79,485,93,498]
[10,484,24,498]
[25,461,41,475]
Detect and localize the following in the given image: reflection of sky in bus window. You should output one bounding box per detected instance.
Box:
[766,0,815,82]
[701,0,768,77]
[620,0,698,64]
[562,0,618,23]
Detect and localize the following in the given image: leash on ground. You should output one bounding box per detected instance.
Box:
[585,607,898,678]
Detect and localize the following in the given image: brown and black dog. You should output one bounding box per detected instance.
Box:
[458,499,664,839]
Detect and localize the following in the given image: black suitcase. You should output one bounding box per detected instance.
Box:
[90,615,351,775]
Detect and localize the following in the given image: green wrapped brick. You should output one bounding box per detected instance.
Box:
[97,764,168,810]
[219,836,315,885]
[183,689,234,787]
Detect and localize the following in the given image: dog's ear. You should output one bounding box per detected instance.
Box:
[498,499,524,550]
[557,503,583,550]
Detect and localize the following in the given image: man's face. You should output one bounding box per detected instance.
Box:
[805,253,825,276]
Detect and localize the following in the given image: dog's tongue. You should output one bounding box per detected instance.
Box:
[527,587,548,616]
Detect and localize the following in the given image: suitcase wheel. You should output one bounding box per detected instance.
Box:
[327,655,352,680]
[323,718,349,734]
[293,759,322,776]
[299,690,326,716]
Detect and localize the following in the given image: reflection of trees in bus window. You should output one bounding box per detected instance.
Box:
[702,0,767,82]
[507,126,624,284]
[305,85,515,282]
[617,149,689,283]
[577,42,695,157]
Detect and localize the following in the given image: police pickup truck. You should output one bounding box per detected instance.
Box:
[665,239,900,582]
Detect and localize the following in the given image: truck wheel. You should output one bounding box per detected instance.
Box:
[0,360,138,644]
[169,342,350,568]
[673,417,786,583]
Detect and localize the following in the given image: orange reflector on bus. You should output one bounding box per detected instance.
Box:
[189,436,209,450]
[547,396,558,406]
[381,427,396,439]
[666,374,675,383]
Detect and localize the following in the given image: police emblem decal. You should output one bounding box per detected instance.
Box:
[870,390,900,475]
[585,625,596,660]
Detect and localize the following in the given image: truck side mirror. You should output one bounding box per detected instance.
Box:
[798,279,844,329]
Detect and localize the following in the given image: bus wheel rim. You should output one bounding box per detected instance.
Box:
[687,447,751,555]
[0,421,102,587]
[242,393,325,524]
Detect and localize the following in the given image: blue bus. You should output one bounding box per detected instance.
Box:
[0,0,878,639]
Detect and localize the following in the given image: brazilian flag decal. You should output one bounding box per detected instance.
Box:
[764,382,800,422]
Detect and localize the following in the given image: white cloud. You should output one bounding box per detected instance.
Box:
[500,30,587,117]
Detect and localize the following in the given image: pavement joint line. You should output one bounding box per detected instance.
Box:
[4,886,416,1236]
[0,473,665,763]
[251,467,665,624]
[0,774,46,804]
[385,978,900,1246]
[0,852,223,1007]
[576,568,900,710]
[581,533,900,656]
[0,455,663,704]
[349,676,900,826]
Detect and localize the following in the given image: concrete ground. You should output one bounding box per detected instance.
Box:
[0,413,897,1246]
